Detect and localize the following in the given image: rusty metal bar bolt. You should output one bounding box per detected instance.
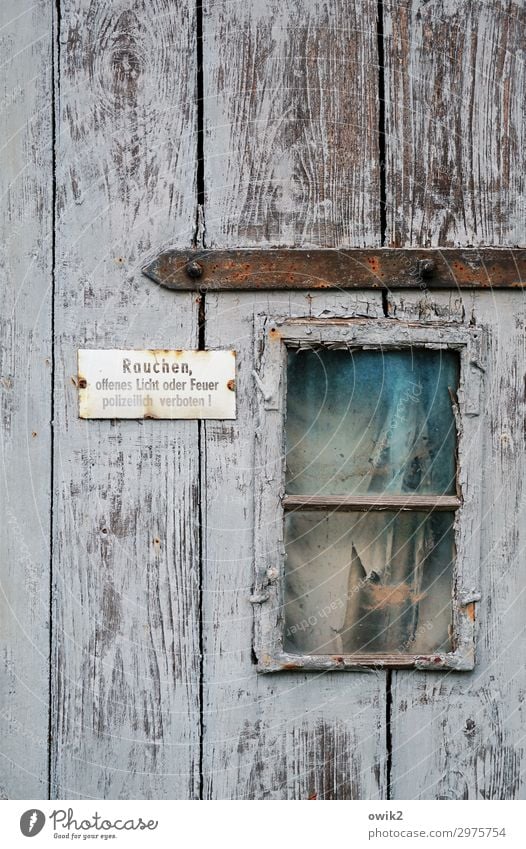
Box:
[142,248,526,292]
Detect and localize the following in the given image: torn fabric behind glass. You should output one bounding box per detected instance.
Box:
[284,348,459,655]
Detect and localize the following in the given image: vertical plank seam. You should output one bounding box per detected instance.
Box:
[377,0,387,246]
[195,0,206,802]
[377,0,389,320]
[194,0,206,249]
[378,0,392,793]
[48,0,61,801]
[197,421,205,799]
[385,668,393,799]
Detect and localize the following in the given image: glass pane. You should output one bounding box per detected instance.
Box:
[286,348,459,495]
[283,510,454,656]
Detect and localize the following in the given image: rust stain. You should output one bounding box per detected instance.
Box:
[227,379,235,391]
[367,255,380,274]
[366,582,426,610]
[145,248,526,291]
[466,602,476,622]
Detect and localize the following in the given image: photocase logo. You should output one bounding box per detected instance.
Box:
[20,810,46,838]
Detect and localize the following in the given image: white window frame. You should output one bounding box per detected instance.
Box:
[252,317,486,672]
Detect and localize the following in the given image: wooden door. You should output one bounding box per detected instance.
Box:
[1,0,525,799]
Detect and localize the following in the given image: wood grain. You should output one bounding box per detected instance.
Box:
[384,0,526,247]
[384,0,526,798]
[203,0,381,248]
[202,292,388,798]
[0,0,52,799]
[389,291,526,798]
[52,0,200,798]
[201,0,386,799]
[3,0,523,802]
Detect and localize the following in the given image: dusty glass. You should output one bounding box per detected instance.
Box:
[283,348,459,657]
[286,348,459,496]
[284,510,454,655]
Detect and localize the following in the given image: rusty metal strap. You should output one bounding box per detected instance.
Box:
[142,248,526,291]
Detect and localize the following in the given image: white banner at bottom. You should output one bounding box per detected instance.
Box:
[1,800,525,848]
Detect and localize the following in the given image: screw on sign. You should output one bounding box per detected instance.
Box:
[20,809,46,837]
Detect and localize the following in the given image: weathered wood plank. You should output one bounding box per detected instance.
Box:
[201,0,386,799]
[203,0,381,248]
[52,0,200,798]
[0,0,52,799]
[388,290,526,799]
[202,292,387,798]
[385,0,526,798]
[384,0,526,247]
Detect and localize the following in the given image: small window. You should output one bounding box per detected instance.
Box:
[253,320,485,671]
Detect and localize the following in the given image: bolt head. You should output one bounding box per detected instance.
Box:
[418,259,436,278]
[186,260,203,279]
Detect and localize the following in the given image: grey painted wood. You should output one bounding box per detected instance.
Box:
[202,292,387,798]
[52,0,200,798]
[201,0,387,798]
[384,0,526,799]
[203,0,381,248]
[0,0,52,799]
[388,290,526,798]
[2,0,524,802]
[384,0,526,246]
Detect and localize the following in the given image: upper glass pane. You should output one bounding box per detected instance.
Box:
[286,347,459,496]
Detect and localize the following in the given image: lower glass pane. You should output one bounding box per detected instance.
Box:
[283,511,454,656]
